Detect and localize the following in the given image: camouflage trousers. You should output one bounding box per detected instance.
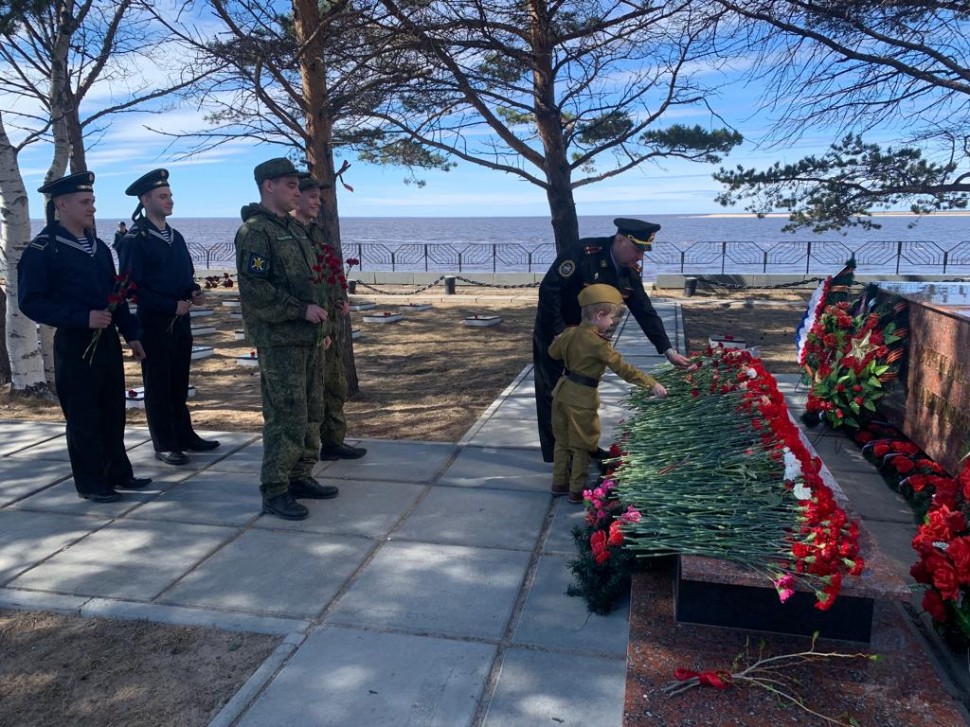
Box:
[258,344,323,497]
[319,342,348,447]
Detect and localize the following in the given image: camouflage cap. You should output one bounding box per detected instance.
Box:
[298,174,331,192]
[38,171,95,198]
[578,284,624,307]
[254,158,301,184]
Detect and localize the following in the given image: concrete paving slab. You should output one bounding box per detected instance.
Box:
[5,434,72,462]
[80,598,306,636]
[395,488,550,550]
[543,499,588,556]
[326,541,530,640]
[439,446,551,492]
[0,420,65,456]
[159,529,374,618]
[836,473,915,524]
[0,587,89,614]
[319,440,457,483]
[483,647,626,727]
[10,477,176,517]
[124,473,262,527]
[859,519,919,581]
[124,436,255,471]
[236,627,495,727]
[0,458,72,507]
[252,480,425,538]
[205,441,264,473]
[800,432,875,473]
[513,554,629,655]
[465,418,542,449]
[7,519,235,600]
[487,395,539,420]
[0,510,102,584]
[123,427,152,449]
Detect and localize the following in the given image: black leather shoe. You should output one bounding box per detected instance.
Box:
[261,492,309,520]
[117,477,152,490]
[319,443,366,460]
[155,450,189,465]
[184,438,220,452]
[289,477,340,500]
[590,447,611,461]
[79,490,121,503]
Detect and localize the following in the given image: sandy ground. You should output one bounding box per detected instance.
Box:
[0,284,813,727]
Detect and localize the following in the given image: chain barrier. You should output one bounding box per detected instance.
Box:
[692,276,826,290]
[350,276,447,295]
[454,275,540,289]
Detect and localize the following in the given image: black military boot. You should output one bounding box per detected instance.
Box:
[261,492,309,520]
[319,442,367,461]
[289,477,340,500]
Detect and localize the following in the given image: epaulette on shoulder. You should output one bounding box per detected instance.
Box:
[584,245,602,255]
[28,234,50,251]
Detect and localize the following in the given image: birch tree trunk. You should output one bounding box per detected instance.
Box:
[0,113,49,394]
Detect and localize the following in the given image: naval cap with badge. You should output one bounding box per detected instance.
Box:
[614,217,660,250]
[38,171,96,224]
[125,168,170,197]
[254,157,302,185]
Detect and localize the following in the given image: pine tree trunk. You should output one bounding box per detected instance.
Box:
[0,113,50,394]
[292,0,360,395]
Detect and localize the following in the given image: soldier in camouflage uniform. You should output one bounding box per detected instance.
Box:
[235,158,339,521]
[291,175,367,461]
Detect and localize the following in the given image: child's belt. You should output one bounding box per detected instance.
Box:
[564,370,599,388]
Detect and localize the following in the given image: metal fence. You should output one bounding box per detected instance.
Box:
[184,238,970,275]
[4,238,969,277]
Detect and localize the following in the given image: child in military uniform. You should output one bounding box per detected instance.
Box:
[549,284,667,503]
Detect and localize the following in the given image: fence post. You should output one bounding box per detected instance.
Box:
[943,250,949,274]
[528,251,533,273]
[492,244,497,273]
[424,244,428,272]
[721,241,727,274]
[391,251,396,272]
[896,241,903,274]
[458,252,462,272]
[762,250,768,273]
[805,240,812,276]
[357,244,363,271]
[680,250,685,273]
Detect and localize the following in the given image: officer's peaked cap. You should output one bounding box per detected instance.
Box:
[579,284,624,307]
[614,217,660,247]
[126,168,170,197]
[38,171,95,198]
[254,158,302,184]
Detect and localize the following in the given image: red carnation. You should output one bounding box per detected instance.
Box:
[923,589,949,623]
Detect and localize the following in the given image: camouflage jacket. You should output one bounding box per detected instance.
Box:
[235,203,327,347]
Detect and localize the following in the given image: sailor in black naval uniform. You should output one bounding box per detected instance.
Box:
[17,171,151,503]
[119,168,219,465]
[532,217,691,462]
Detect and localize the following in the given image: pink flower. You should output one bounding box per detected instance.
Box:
[774,574,796,603]
[620,506,642,524]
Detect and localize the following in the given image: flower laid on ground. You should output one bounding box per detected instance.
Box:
[582,347,864,614]
[83,274,135,364]
[201,273,234,288]
[664,633,878,726]
[802,284,908,429]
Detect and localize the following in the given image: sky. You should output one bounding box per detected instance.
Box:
[1,8,910,222]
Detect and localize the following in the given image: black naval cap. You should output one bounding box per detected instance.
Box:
[37,171,95,198]
[125,168,170,197]
[254,157,302,184]
[614,217,660,248]
[298,174,330,192]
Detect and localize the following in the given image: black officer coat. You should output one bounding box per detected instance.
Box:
[535,235,672,353]
[119,219,199,317]
[18,222,139,341]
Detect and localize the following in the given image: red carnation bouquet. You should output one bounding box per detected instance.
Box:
[83,274,135,364]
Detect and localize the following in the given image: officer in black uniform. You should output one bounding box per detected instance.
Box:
[120,168,220,465]
[18,171,151,503]
[533,217,691,462]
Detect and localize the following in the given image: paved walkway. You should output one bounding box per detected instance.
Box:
[0,306,682,726]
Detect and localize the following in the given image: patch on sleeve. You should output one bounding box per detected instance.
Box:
[558,259,576,278]
[247,252,269,277]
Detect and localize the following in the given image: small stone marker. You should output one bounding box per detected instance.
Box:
[352,328,361,339]
[349,301,377,311]
[237,350,259,367]
[229,311,243,320]
[398,303,432,312]
[190,308,214,318]
[463,315,501,327]
[221,298,241,309]
[708,334,747,350]
[362,312,403,324]
[125,384,195,409]
[190,345,214,360]
[191,325,216,337]
[234,329,246,341]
